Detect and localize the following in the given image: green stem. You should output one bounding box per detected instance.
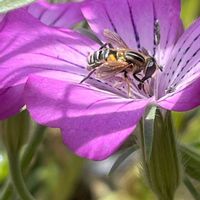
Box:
[7,149,35,200]
[184,176,200,200]
[21,125,46,171]
[0,125,46,200]
[0,179,12,200]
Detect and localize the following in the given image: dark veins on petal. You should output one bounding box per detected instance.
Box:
[103,4,118,33]
[34,52,85,69]
[57,30,97,52]
[0,15,7,33]
[162,23,172,59]
[88,77,129,97]
[115,99,136,112]
[173,59,200,87]
[166,23,200,84]
[85,97,119,110]
[38,8,47,21]
[50,7,70,26]
[56,39,88,57]
[168,32,200,86]
[127,0,141,49]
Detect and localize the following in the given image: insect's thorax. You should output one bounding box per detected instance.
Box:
[124,50,146,68]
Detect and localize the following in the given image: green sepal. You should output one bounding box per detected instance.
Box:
[180,143,200,182]
[0,0,35,13]
[143,106,157,162]
[141,110,181,200]
[109,144,139,175]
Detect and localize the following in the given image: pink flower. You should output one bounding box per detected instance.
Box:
[0,0,200,160]
[28,0,85,28]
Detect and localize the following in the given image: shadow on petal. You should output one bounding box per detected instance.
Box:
[24,75,149,160]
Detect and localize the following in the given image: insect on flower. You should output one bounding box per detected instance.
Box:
[2,0,200,161]
[81,29,162,96]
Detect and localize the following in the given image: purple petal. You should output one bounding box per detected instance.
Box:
[0,8,98,119]
[0,85,24,119]
[0,14,5,23]
[28,1,84,28]
[24,75,149,160]
[158,17,200,97]
[153,0,183,64]
[82,0,182,58]
[158,77,200,111]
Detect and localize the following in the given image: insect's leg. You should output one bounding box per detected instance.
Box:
[138,82,144,90]
[80,69,96,84]
[99,43,113,50]
[140,76,149,85]
[139,47,149,56]
[133,73,146,91]
[133,73,142,82]
[124,71,131,97]
[107,43,114,48]
[99,43,107,50]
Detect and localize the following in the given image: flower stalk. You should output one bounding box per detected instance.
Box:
[140,109,181,200]
[7,149,35,200]
[0,124,46,200]
[0,113,35,200]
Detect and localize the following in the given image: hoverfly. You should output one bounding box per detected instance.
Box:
[80,29,162,94]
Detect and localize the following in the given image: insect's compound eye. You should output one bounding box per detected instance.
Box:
[148,60,155,68]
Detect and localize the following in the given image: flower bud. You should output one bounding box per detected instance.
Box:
[142,110,181,200]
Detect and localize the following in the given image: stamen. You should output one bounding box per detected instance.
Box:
[151,3,161,100]
[153,19,160,56]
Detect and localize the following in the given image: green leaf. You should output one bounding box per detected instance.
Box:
[143,106,157,161]
[109,144,139,175]
[180,144,200,182]
[0,0,35,13]
[181,0,200,28]
[172,110,199,134]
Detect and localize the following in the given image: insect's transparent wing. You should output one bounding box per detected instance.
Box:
[103,29,129,49]
[95,61,129,79]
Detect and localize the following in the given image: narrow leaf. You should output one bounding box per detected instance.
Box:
[180,144,200,182]
[109,144,139,175]
[184,176,200,200]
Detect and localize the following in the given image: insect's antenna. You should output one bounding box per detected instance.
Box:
[80,69,96,84]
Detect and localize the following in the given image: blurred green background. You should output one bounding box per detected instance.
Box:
[0,0,200,199]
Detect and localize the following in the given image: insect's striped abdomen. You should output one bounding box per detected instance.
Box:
[87,48,113,68]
